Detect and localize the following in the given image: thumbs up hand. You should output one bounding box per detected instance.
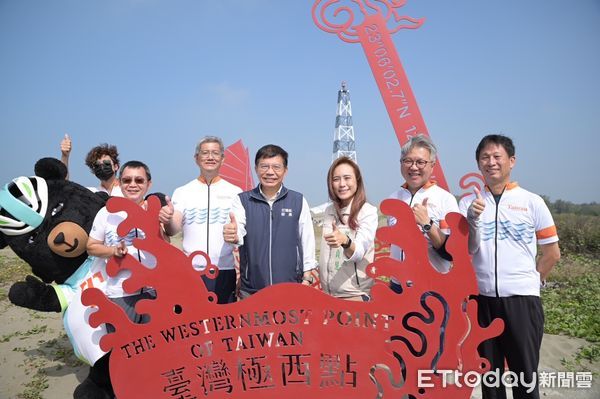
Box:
[159,195,175,224]
[60,134,72,156]
[468,187,486,219]
[412,197,430,226]
[223,212,239,244]
[324,220,347,248]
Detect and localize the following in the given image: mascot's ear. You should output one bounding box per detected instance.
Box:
[146,192,168,207]
[34,158,68,181]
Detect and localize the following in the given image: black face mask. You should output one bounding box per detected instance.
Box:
[93,160,115,181]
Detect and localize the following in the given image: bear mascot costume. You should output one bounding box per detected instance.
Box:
[0,158,114,398]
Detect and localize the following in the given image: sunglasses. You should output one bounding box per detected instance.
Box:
[120,176,147,185]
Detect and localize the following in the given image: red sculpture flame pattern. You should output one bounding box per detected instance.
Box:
[459,172,485,201]
[82,196,502,398]
[312,0,424,43]
[312,0,450,191]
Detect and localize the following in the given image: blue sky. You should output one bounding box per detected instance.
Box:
[1,0,599,205]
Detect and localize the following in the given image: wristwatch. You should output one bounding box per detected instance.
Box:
[422,219,433,233]
[341,234,352,249]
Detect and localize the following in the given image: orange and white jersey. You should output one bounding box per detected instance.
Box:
[388,181,459,273]
[459,183,559,297]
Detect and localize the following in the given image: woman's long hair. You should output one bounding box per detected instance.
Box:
[327,157,367,231]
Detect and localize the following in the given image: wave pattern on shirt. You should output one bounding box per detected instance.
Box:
[105,229,146,246]
[481,220,534,244]
[183,208,231,225]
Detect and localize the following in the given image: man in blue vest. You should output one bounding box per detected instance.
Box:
[223,144,317,298]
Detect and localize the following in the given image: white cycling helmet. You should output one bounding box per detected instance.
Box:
[0,176,48,236]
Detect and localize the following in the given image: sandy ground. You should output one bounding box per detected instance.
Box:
[1,243,597,398]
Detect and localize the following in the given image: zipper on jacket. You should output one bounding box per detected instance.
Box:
[492,186,506,298]
[269,205,273,285]
[206,182,211,258]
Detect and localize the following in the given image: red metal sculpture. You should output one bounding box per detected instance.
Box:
[312,0,484,198]
[458,172,485,202]
[82,196,503,398]
[312,0,450,190]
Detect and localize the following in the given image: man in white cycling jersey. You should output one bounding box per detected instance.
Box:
[159,136,242,303]
[459,134,560,399]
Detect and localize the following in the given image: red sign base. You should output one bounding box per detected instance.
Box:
[82,196,502,398]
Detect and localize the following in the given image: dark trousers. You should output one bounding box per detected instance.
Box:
[202,269,236,304]
[106,289,156,332]
[477,295,544,399]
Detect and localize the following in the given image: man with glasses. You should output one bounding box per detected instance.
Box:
[159,136,242,304]
[459,135,560,399]
[85,160,161,398]
[388,134,459,292]
[223,144,317,298]
[87,160,158,323]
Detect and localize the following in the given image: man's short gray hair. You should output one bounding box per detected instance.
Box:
[400,134,438,163]
[195,136,225,156]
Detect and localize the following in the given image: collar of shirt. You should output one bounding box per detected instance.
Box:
[259,185,282,206]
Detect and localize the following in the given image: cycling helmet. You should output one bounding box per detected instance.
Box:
[0,176,48,236]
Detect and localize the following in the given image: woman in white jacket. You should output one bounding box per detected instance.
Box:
[319,157,378,301]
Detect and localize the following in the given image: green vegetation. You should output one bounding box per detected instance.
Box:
[542,254,599,340]
[1,325,48,342]
[18,370,49,399]
[0,254,30,281]
[543,197,600,216]
[540,200,600,370]
[561,343,600,372]
[542,253,599,370]
[18,358,49,399]
[552,214,599,256]
[44,333,83,367]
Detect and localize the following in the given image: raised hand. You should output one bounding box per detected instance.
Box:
[412,197,430,226]
[60,134,72,156]
[223,212,238,244]
[469,187,485,219]
[159,195,174,224]
[324,221,346,248]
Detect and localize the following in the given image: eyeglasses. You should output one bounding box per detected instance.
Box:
[401,159,432,169]
[198,150,222,159]
[257,163,284,173]
[120,176,147,185]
